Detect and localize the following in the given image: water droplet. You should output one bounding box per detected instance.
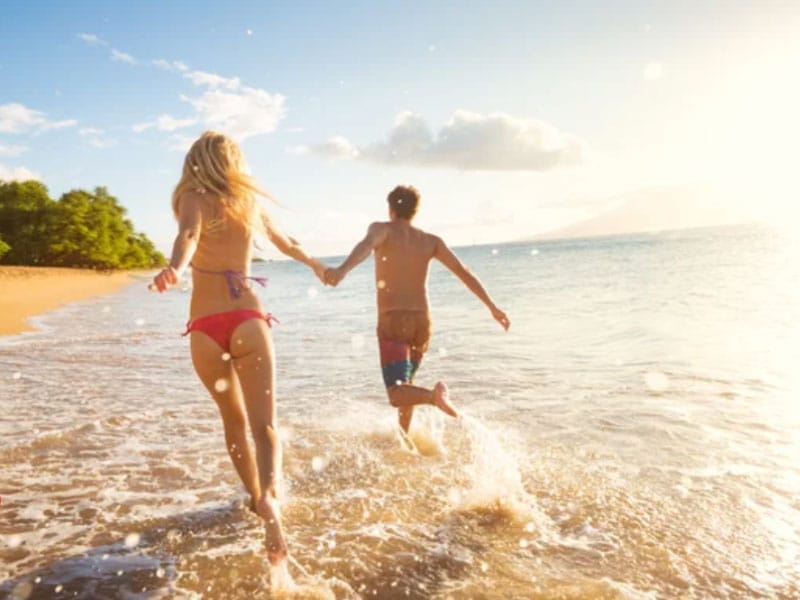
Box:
[102,306,111,313]
[214,378,229,392]
[124,533,140,548]
[519,539,529,548]
[35,577,41,584]
[311,456,326,472]
[156,567,165,577]
[381,256,387,261]
[447,488,461,505]
[644,371,669,392]
[55,584,63,593]
[117,570,123,576]
[377,280,386,289]
[530,248,539,256]
[480,561,489,573]
[7,534,22,548]
[524,522,535,533]
[11,372,21,380]
[221,353,231,361]
[135,318,145,327]
[491,248,498,255]
[246,29,253,36]
[307,286,319,298]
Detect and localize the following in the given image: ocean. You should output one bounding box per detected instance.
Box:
[1,224,798,599]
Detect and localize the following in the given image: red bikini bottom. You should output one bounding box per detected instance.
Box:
[183,309,277,353]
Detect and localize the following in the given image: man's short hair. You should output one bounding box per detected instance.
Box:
[387,185,420,220]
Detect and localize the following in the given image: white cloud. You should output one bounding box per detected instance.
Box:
[306,110,586,171]
[79,127,103,136]
[38,119,78,132]
[643,62,664,81]
[0,143,27,157]
[183,70,240,90]
[299,135,359,159]
[0,103,77,134]
[153,59,188,72]
[133,114,197,133]
[132,122,154,133]
[166,134,195,152]
[0,163,40,181]
[77,33,104,46]
[78,127,116,148]
[111,49,137,65]
[181,87,285,140]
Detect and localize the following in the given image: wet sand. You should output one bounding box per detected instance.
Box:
[0,267,143,336]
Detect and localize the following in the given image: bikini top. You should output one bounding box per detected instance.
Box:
[190,263,267,299]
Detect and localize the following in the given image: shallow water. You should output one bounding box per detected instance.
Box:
[1,225,799,599]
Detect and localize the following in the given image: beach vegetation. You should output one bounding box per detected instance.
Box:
[0,180,165,269]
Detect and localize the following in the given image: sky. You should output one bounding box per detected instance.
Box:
[1,0,799,256]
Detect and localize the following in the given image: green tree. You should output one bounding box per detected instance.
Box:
[0,180,165,269]
[0,235,9,260]
[0,180,55,265]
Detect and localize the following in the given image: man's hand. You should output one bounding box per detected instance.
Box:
[149,266,179,293]
[491,306,510,330]
[324,266,345,287]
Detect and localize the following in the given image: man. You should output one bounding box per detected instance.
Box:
[325,185,510,432]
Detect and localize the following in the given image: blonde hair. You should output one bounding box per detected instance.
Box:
[172,131,268,232]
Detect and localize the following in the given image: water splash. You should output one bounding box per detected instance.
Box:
[453,416,552,533]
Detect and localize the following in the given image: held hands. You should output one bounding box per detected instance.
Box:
[310,260,344,287]
[324,266,345,287]
[148,266,179,293]
[310,259,328,286]
[491,306,511,330]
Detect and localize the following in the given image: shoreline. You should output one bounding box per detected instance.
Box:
[0,266,148,337]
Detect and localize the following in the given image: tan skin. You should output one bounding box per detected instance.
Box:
[326,207,509,431]
[151,190,326,564]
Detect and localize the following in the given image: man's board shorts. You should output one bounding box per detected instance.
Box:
[377,310,432,387]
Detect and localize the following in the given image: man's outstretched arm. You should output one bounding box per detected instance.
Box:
[326,222,388,286]
[434,237,510,330]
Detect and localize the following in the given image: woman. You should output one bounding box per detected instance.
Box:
[150,131,326,565]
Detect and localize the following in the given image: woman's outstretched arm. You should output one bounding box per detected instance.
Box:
[150,192,203,292]
[261,207,326,283]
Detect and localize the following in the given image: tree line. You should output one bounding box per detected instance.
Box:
[0,180,165,269]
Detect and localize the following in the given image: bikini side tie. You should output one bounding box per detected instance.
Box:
[190,264,268,299]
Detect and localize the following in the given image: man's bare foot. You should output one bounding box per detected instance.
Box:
[255,494,288,565]
[432,381,459,418]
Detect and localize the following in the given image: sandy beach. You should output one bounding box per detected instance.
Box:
[0,266,142,337]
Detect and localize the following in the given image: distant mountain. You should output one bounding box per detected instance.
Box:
[533,185,749,240]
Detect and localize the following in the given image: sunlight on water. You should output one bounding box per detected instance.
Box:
[1,227,799,598]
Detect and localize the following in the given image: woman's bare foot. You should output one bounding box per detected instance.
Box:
[255,493,288,565]
[432,381,459,418]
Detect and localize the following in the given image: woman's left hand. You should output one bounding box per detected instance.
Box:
[149,266,179,293]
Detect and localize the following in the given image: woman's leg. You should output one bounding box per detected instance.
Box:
[228,318,288,564]
[190,332,261,507]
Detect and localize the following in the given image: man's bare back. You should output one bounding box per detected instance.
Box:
[372,220,437,314]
